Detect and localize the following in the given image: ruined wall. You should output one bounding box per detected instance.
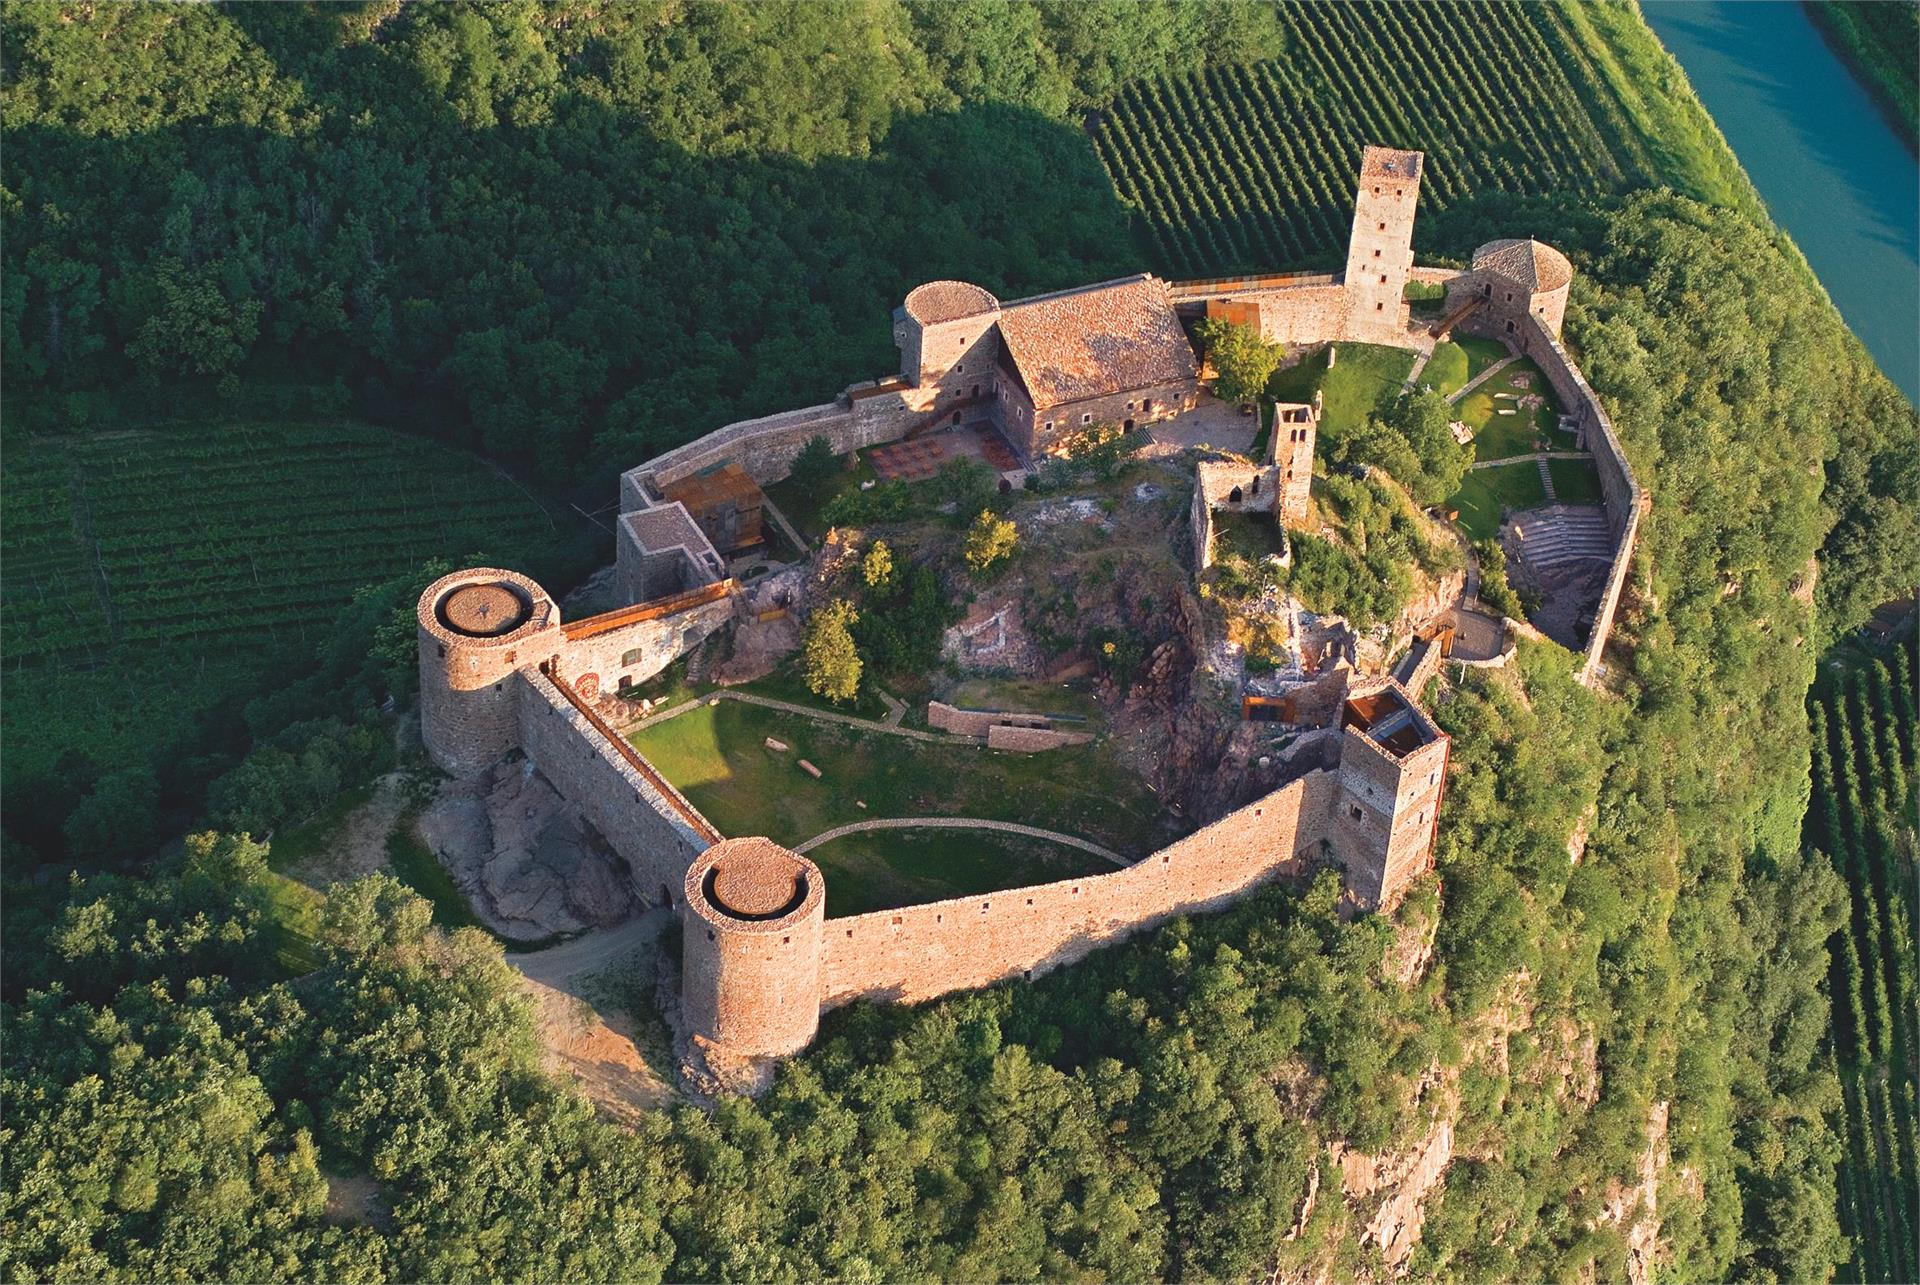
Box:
[927,702,1048,737]
[516,672,718,906]
[986,723,1095,752]
[818,769,1339,1008]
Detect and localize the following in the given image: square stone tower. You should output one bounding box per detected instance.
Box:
[1331,678,1448,911]
[1343,147,1423,340]
[1271,395,1319,528]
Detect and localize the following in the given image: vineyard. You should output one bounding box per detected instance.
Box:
[1090,0,1665,275]
[1,422,570,667]
[1807,634,1919,1284]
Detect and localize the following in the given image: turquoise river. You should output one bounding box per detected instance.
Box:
[1645,0,1918,402]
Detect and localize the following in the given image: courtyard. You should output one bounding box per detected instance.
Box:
[627,697,1167,916]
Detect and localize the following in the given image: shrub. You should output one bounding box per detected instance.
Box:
[963,509,1018,576]
[802,599,862,704]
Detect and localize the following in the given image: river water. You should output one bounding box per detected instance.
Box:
[1645,0,1918,401]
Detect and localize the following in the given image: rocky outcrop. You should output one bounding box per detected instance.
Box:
[1331,1114,1455,1271]
[419,761,637,940]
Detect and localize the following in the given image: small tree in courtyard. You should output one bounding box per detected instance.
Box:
[788,435,839,491]
[803,599,862,704]
[862,539,894,588]
[1195,317,1285,405]
[963,509,1018,576]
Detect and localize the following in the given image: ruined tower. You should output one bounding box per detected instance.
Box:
[416,567,561,777]
[1273,393,1320,529]
[1330,678,1448,911]
[681,837,828,1060]
[1343,146,1423,341]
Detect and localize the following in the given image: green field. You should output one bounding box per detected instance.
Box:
[1091,2,1673,274]
[1456,335,1512,380]
[1,421,584,783]
[1421,341,1470,396]
[1449,461,1547,541]
[1806,640,1920,1285]
[801,828,1113,917]
[629,699,1167,869]
[1547,457,1606,506]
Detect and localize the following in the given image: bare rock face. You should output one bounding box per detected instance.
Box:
[1330,1114,1455,1272]
[419,762,636,940]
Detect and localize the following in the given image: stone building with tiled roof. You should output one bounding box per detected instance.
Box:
[1445,236,1574,339]
[891,272,1200,460]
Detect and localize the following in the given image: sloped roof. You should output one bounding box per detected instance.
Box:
[1472,238,1572,292]
[996,275,1198,411]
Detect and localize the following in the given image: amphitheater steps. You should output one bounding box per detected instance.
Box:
[1511,505,1613,571]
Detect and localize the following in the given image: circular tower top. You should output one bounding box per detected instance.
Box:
[417,567,558,651]
[685,837,823,930]
[903,280,1000,325]
[1471,238,1572,293]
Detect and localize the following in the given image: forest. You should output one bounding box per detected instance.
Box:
[3,2,1918,1282]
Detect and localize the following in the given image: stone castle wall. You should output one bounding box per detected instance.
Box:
[516,670,718,906]
[1329,727,1446,910]
[818,769,1339,1009]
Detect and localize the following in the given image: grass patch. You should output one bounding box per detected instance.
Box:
[1548,457,1606,506]
[1422,341,1470,397]
[266,784,375,874]
[1320,343,1418,435]
[263,872,326,975]
[1456,335,1511,380]
[1268,350,1327,406]
[629,699,1166,866]
[1448,461,1548,541]
[805,828,1114,917]
[1466,395,1540,462]
[941,677,1102,723]
[1212,509,1288,565]
[739,656,894,721]
[763,454,879,544]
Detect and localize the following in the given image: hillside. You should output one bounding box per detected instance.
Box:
[2,3,1917,1283]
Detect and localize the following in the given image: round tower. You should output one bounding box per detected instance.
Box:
[681,837,827,1059]
[894,280,1001,389]
[1461,238,1572,340]
[416,567,561,777]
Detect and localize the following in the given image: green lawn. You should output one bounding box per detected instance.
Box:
[804,828,1114,917]
[1457,335,1512,379]
[1448,461,1548,541]
[629,699,1166,864]
[1268,351,1326,406]
[1320,343,1419,434]
[1549,457,1607,506]
[1212,509,1288,565]
[1422,341,1470,397]
[1465,394,1540,462]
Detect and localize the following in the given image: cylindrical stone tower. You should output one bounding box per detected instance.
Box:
[681,837,827,1059]
[894,280,1000,388]
[416,567,561,777]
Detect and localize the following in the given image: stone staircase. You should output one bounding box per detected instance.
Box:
[1509,505,1612,572]
[1537,456,1556,501]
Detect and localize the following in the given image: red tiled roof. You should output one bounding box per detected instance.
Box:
[996,275,1198,411]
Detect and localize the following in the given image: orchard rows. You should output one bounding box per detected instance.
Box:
[1091,1,1658,276]
[1,423,561,666]
[1809,640,1919,1285]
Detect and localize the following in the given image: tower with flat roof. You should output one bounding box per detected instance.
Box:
[1343,147,1424,340]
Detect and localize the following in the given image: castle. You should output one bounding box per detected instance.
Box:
[418,146,1641,1075]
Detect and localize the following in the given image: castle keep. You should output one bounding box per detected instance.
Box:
[420,145,1641,1074]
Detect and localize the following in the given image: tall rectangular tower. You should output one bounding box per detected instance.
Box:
[1343,147,1424,339]
[1272,397,1318,529]
[1330,679,1448,911]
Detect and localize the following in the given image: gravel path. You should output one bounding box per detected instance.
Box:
[793,816,1129,867]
